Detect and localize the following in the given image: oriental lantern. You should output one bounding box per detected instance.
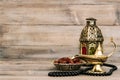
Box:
[79,18,104,55]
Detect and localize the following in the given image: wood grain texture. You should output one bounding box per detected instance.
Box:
[1,0,120,5]
[0,45,120,59]
[0,0,120,79]
[0,4,117,25]
[0,25,120,59]
[0,55,119,76]
[1,25,120,46]
[69,5,117,25]
[0,76,120,80]
[0,45,79,59]
[0,5,73,25]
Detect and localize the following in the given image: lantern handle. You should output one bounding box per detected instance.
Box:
[107,37,116,57]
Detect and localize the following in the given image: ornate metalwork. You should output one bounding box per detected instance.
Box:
[49,18,117,76]
[80,18,104,55]
[76,40,116,74]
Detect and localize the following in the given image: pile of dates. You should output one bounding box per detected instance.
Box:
[54,57,82,64]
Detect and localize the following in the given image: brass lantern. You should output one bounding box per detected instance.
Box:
[80,18,104,55]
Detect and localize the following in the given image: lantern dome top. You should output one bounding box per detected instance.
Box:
[80,18,104,42]
[86,17,97,21]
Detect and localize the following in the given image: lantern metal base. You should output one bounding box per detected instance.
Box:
[87,64,105,74]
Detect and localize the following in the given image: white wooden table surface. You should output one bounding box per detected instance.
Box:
[0,50,119,80]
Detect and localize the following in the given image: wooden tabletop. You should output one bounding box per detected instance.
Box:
[0,51,119,80]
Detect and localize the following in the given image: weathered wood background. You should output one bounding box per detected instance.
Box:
[0,0,120,80]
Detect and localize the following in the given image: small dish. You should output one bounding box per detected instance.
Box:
[54,63,82,71]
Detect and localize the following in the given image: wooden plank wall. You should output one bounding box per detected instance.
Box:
[0,0,120,59]
[0,0,120,78]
